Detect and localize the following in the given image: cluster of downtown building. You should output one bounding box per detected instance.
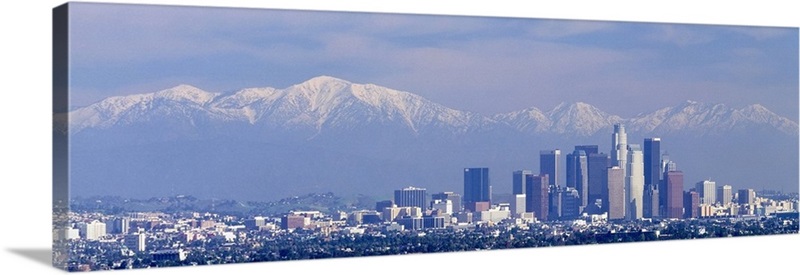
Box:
[56,124,798,270]
[386,123,797,226]
[507,124,796,222]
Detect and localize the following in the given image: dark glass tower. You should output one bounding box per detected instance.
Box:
[643,138,661,189]
[587,152,610,209]
[464,168,491,206]
[540,149,561,189]
[525,174,549,222]
[566,149,589,208]
[512,170,532,195]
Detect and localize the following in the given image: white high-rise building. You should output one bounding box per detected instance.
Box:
[611,124,628,172]
[511,194,526,216]
[78,220,107,240]
[626,144,644,220]
[696,180,717,205]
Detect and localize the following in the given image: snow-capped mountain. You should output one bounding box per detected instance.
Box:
[494,102,625,136]
[59,76,798,201]
[628,100,799,135]
[67,84,222,133]
[63,76,798,139]
[66,76,485,136]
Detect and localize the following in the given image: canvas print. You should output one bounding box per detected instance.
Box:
[53,2,799,272]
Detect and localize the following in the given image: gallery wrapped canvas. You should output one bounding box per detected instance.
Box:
[53,2,799,272]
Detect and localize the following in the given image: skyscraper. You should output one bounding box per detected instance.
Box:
[717,185,732,205]
[566,149,589,208]
[587,152,610,209]
[540,149,561,188]
[643,138,661,190]
[659,156,677,216]
[606,166,625,220]
[665,171,684,219]
[611,124,628,173]
[626,144,644,220]
[559,187,582,220]
[525,174,549,222]
[644,188,659,218]
[643,138,661,218]
[695,180,716,205]
[464,168,491,208]
[684,190,699,219]
[512,170,532,195]
[394,186,427,209]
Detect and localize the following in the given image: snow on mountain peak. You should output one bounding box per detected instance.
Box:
[64,77,798,137]
[293,75,351,91]
[154,84,217,105]
[546,102,623,135]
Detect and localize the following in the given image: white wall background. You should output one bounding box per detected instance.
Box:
[1,1,798,274]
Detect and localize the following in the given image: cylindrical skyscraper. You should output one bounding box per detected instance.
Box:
[626,144,644,220]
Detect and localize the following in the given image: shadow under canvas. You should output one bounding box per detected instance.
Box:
[8,248,51,267]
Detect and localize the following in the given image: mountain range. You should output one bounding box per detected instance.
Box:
[58,76,799,201]
[60,76,797,137]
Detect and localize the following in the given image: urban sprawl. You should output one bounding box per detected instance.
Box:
[54,124,799,271]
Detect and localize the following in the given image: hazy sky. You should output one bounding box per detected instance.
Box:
[68,3,798,119]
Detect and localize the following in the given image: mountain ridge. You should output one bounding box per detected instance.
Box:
[62,76,798,137]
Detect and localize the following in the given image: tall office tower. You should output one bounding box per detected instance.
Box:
[643,138,660,218]
[525,174,549,222]
[431,192,462,212]
[695,180,716,205]
[559,187,582,220]
[643,138,661,189]
[549,188,562,219]
[513,170,533,195]
[644,187,659,218]
[464,168,491,208]
[540,149,561,188]
[575,145,599,155]
[738,189,756,205]
[659,157,677,216]
[665,171,685,219]
[606,166,626,220]
[626,144,644,220]
[566,149,589,208]
[683,191,699,218]
[587,153,610,209]
[611,124,628,172]
[394,186,427,209]
[717,185,733,205]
